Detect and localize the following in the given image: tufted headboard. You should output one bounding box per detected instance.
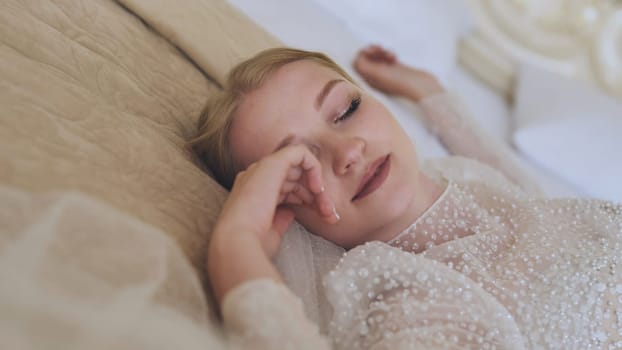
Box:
[0,0,282,346]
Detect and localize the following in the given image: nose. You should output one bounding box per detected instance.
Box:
[331,136,365,175]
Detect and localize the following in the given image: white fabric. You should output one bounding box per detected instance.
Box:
[462,1,622,99]
[274,223,345,333]
[0,186,224,350]
[0,185,337,350]
[418,93,543,195]
[513,64,622,202]
[230,156,622,349]
[222,279,331,350]
[308,0,471,84]
[446,67,513,143]
[326,158,621,349]
[593,9,622,97]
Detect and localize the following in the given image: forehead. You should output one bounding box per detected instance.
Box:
[238,60,345,121]
[229,60,346,167]
[258,60,344,99]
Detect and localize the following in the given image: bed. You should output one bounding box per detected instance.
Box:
[1,0,620,348]
[229,0,622,202]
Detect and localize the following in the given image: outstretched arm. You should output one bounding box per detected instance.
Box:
[208,145,336,349]
[353,45,541,194]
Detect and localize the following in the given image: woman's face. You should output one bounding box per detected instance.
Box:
[229,60,425,248]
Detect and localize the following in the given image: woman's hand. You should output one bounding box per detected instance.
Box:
[208,145,339,303]
[214,144,338,257]
[353,45,445,101]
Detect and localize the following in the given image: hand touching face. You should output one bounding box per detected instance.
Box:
[207,143,340,305]
[214,144,338,257]
[229,60,426,248]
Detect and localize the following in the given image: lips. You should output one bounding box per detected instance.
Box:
[352,155,391,201]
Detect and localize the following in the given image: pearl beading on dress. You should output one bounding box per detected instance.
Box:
[324,177,622,349]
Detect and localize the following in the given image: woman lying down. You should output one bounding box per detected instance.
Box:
[191,45,622,349]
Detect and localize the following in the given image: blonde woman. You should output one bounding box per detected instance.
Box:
[193,45,622,349]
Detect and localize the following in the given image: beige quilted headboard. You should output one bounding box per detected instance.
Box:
[118,0,281,85]
[0,0,281,318]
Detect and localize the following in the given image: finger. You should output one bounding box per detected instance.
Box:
[305,168,324,195]
[377,49,395,64]
[271,144,326,200]
[314,190,339,224]
[353,53,366,73]
[361,44,377,54]
[363,45,395,64]
[279,191,304,205]
[367,44,382,53]
[290,148,324,194]
[384,50,397,63]
[274,147,337,222]
[292,183,315,204]
[280,181,300,194]
[360,45,383,61]
[272,206,295,237]
[280,179,314,204]
[368,50,384,61]
[285,166,303,182]
[367,45,389,60]
[279,188,304,205]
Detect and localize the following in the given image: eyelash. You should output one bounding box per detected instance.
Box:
[334,95,361,123]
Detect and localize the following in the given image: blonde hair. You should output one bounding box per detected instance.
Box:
[190,47,356,189]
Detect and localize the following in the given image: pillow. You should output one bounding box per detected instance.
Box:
[0,187,225,350]
[512,64,622,202]
[0,0,224,315]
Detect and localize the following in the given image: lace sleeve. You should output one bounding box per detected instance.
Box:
[417,93,542,195]
[221,278,331,350]
[324,243,527,350]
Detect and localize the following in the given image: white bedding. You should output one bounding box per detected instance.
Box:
[228,0,588,199]
[513,64,622,202]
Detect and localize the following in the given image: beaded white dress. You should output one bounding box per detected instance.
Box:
[326,157,622,349]
[221,94,622,350]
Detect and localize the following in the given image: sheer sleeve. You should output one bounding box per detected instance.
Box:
[324,242,527,350]
[221,278,331,350]
[417,93,542,195]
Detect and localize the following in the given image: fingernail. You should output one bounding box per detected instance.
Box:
[332,205,340,221]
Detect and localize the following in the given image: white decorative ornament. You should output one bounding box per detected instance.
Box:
[460,0,622,99]
[593,10,622,96]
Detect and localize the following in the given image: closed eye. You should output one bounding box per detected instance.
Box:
[334,95,361,123]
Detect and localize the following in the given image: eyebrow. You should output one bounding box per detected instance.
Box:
[273,134,296,153]
[315,78,344,110]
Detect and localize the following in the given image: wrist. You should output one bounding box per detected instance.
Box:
[207,230,282,305]
[405,84,446,102]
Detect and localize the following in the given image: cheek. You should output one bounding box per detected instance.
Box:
[362,102,401,135]
[370,105,414,151]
